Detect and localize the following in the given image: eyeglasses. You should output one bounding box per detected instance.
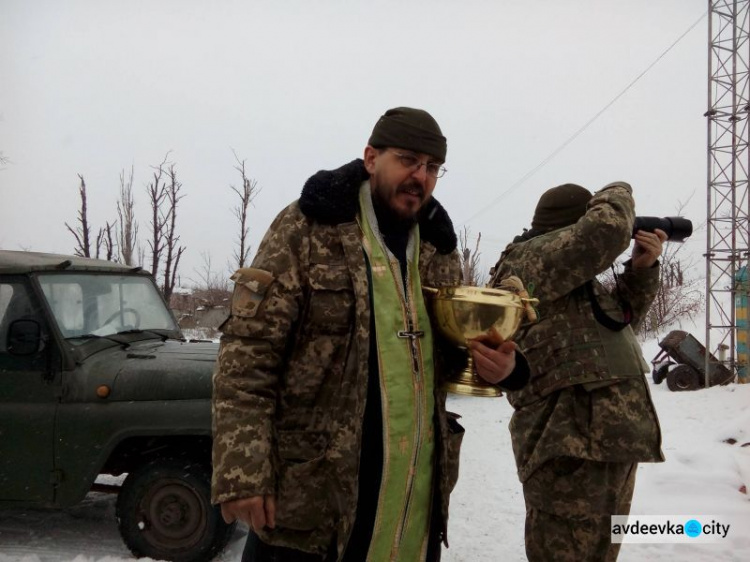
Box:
[388,150,447,179]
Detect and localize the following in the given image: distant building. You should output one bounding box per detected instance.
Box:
[169,286,230,334]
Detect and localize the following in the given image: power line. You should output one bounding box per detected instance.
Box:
[459,10,708,227]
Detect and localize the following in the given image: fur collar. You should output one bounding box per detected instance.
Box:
[299,159,457,255]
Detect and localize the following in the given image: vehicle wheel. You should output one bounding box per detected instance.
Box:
[666,364,701,391]
[116,459,235,562]
[652,364,670,384]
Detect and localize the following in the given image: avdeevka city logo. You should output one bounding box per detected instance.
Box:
[685,519,702,538]
[610,515,733,543]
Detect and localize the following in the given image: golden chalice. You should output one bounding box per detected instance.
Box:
[424,285,538,397]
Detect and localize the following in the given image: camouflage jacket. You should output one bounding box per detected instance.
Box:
[490,182,664,480]
[211,159,464,557]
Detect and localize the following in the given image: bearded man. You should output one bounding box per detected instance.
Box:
[212,107,528,561]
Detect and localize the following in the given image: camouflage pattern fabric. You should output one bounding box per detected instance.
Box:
[523,458,636,562]
[489,182,664,560]
[211,159,463,558]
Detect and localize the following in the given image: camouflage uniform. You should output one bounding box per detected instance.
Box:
[211,159,465,560]
[489,182,664,561]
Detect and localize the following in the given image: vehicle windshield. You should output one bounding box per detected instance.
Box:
[37,273,178,342]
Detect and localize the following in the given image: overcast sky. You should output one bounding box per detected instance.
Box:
[0,0,709,283]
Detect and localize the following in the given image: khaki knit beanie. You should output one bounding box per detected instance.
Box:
[368,107,447,161]
[531,183,593,233]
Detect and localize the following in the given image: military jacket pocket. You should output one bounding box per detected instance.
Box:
[531,330,607,380]
[305,264,355,334]
[523,300,609,397]
[274,430,330,531]
[229,268,275,318]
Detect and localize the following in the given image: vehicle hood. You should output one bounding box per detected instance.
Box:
[69,339,219,402]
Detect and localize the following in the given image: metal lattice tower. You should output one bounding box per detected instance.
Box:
[705,0,750,384]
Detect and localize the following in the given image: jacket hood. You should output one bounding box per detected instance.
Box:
[298,159,458,255]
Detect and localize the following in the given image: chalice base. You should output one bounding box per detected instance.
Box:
[442,356,503,398]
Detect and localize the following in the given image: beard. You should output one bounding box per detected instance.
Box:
[371,181,424,233]
[370,174,427,228]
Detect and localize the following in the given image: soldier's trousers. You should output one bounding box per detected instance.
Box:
[522,457,636,562]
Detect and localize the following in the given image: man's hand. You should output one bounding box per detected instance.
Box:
[632,228,668,269]
[220,495,276,530]
[467,328,517,384]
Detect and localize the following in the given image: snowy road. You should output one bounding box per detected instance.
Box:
[0,491,249,562]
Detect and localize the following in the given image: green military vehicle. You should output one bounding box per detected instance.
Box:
[0,250,235,561]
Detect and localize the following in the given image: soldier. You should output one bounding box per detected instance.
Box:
[212,107,528,562]
[489,182,666,561]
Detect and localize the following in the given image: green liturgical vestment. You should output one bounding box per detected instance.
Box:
[358,184,436,561]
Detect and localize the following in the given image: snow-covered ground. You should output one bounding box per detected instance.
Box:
[444,337,750,562]
[1,339,749,562]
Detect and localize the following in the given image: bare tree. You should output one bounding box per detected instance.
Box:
[640,237,704,338]
[638,199,704,337]
[230,150,260,269]
[178,252,233,338]
[137,245,146,271]
[65,175,94,257]
[117,166,138,266]
[161,163,186,302]
[65,174,117,261]
[459,227,484,286]
[192,252,231,306]
[106,223,115,261]
[146,155,169,279]
[94,222,116,261]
